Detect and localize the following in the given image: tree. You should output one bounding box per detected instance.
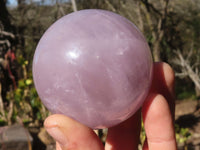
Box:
[76,0,172,62]
[139,0,170,62]
[173,49,200,97]
[169,0,200,97]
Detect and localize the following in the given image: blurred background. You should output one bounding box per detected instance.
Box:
[0,0,200,149]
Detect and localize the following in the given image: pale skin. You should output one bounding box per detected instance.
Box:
[44,62,177,150]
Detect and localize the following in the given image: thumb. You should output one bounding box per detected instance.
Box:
[44,114,104,150]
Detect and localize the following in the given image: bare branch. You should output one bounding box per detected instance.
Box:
[140,0,162,16]
[0,39,11,47]
[173,49,200,92]
[175,72,188,78]
[104,0,116,12]
[161,0,169,16]
[192,62,200,70]
[186,42,194,61]
[140,2,156,39]
[136,1,144,32]
[174,50,186,67]
[0,31,15,38]
[195,67,199,76]
[140,0,169,61]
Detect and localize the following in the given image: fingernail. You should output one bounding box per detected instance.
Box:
[46,127,68,147]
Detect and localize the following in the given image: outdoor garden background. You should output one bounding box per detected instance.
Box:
[0,0,200,149]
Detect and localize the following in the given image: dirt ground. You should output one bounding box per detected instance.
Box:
[175,99,200,149]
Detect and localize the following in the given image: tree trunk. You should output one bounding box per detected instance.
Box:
[71,0,78,12]
[195,84,200,98]
[153,40,161,62]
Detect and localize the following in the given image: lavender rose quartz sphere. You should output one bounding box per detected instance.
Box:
[32,9,153,129]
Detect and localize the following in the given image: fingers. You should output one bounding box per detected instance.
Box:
[105,110,141,150]
[44,114,104,150]
[142,94,177,150]
[105,62,176,150]
[142,62,177,150]
[152,62,175,96]
[151,62,175,115]
[56,142,63,150]
[43,62,176,150]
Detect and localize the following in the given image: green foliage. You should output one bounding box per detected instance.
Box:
[0,118,7,126]
[5,56,49,126]
[175,78,197,100]
[177,91,197,100]
[175,124,191,144]
[140,121,146,145]
[17,55,29,66]
[14,77,48,122]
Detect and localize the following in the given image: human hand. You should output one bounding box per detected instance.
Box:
[44,62,177,150]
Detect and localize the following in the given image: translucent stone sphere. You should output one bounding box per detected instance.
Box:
[33,9,153,129]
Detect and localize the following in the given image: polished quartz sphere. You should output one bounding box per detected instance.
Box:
[33,9,153,129]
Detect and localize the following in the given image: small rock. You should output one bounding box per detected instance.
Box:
[0,124,33,150]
